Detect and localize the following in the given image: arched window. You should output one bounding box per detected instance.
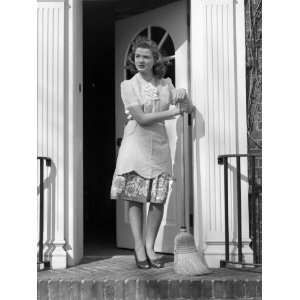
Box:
[124,26,175,83]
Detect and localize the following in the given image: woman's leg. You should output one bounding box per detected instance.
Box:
[128,200,147,261]
[145,203,164,260]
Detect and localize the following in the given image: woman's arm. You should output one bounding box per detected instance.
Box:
[127,105,182,126]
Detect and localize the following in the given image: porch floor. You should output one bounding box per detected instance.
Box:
[37,253,261,300]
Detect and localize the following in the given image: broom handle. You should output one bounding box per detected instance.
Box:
[181,112,185,228]
[181,113,192,231]
[181,111,190,229]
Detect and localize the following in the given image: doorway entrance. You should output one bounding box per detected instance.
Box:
[83,2,116,256]
[82,0,190,257]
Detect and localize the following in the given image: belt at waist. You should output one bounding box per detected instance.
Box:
[125,119,165,126]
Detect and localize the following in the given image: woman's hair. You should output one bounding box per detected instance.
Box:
[126,36,168,79]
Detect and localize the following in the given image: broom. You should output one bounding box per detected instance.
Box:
[173,111,210,275]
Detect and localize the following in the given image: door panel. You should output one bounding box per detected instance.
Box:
[115,0,188,253]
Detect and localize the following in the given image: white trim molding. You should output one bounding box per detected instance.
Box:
[190,0,252,267]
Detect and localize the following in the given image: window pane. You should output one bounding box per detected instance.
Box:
[160,34,175,57]
[151,26,166,45]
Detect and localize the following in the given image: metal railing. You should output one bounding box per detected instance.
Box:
[37,156,51,270]
[218,154,262,268]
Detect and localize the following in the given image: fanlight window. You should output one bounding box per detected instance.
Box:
[125,26,175,83]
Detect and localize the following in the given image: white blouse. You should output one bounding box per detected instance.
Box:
[114,73,176,178]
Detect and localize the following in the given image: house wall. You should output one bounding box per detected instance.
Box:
[245,0,262,175]
[244,0,262,263]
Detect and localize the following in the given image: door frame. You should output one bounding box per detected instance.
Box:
[64,0,84,267]
[38,0,249,268]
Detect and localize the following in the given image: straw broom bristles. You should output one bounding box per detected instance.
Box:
[174,227,210,275]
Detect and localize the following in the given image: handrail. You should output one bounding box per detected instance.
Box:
[37,156,51,269]
[218,153,261,160]
[218,153,261,268]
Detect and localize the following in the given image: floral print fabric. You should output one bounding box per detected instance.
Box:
[110,171,173,204]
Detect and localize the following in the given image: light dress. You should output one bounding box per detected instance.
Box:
[110,72,176,204]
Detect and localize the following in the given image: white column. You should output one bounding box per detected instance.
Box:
[37,0,67,269]
[190,0,252,267]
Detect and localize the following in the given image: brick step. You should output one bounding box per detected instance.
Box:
[37,255,261,300]
[38,278,261,300]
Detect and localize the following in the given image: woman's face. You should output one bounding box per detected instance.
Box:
[134,47,155,75]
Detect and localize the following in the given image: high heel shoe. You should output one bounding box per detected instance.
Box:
[133,250,151,269]
[145,247,164,268]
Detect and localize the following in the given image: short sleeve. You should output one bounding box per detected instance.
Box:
[165,77,176,105]
[120,80,141,109]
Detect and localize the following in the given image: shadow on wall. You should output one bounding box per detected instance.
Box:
[161,105,250,255]
[37,160,57,263]
[160,107,206,252]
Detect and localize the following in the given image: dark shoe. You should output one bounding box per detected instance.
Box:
[133,250,151,269]
[145,248,164,268]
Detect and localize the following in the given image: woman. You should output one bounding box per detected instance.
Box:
[110,37,193,269]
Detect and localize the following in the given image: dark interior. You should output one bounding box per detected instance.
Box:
[83,0,180,256]
[83,2,116,255]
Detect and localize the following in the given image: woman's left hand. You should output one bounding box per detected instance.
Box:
[178,102,196,114]
[172,88,187,103]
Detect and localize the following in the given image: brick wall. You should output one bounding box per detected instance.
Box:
[244,0,262,263]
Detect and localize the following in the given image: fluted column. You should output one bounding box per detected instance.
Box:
[190,0,252,267]
[37,0,67,269]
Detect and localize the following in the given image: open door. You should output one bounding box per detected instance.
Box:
[115,0,189,253]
